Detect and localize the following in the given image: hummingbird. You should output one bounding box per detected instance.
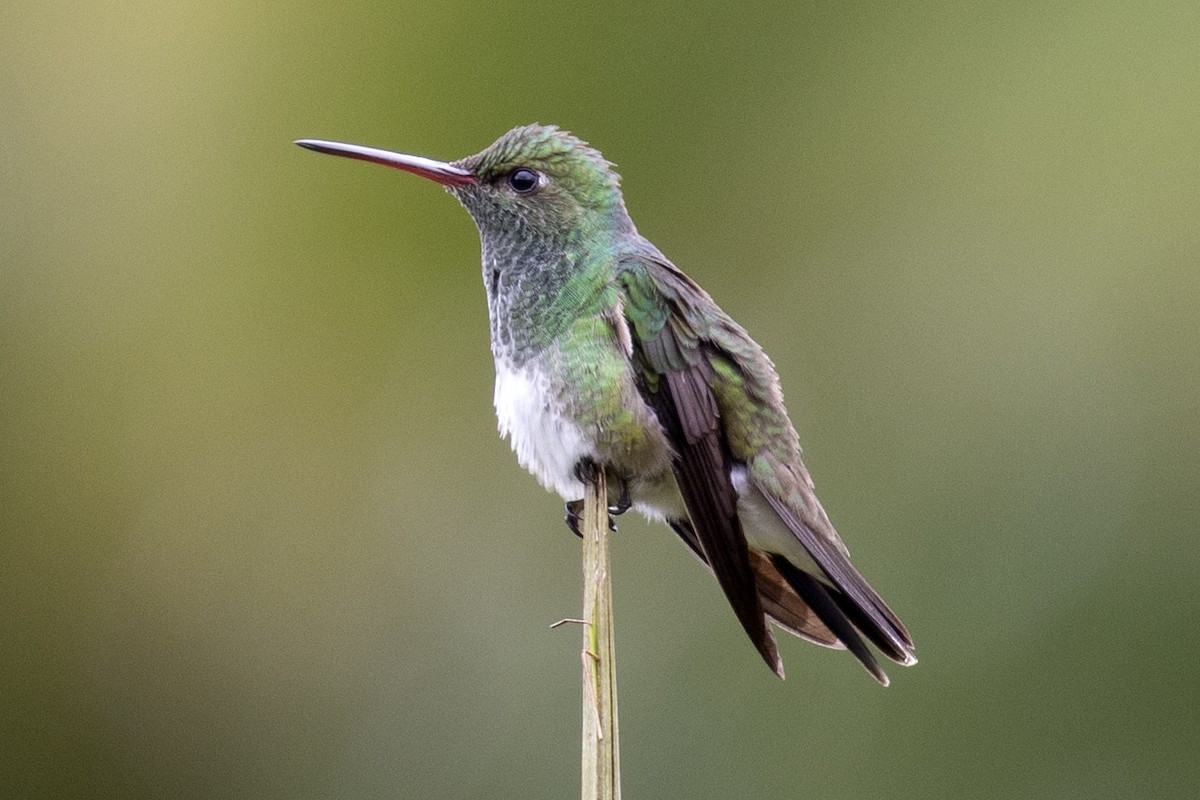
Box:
[295,125,915,683]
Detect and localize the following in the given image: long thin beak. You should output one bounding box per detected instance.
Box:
[294,138,476,187]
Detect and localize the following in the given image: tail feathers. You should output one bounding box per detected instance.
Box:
[770,554,890,685]
[668,517,914,682]
[747,549,839,648]
[759,491,916,667]
[671,519,855,662]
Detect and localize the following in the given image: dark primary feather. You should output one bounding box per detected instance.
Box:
[634,312,782,676]
[619,256,781,674]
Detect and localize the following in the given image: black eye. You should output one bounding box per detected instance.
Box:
[508,168,540,194]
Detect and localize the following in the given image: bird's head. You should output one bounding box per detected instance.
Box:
[296,124,635,252]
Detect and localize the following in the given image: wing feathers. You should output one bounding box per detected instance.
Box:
[623,260,781,674]
[619,253,913,680]
[664,367,720,447]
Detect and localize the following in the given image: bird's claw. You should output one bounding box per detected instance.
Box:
[608,476,631,517]
[565,500,584,539]
[564,499,619,536]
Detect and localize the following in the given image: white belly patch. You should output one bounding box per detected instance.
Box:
[493,360,591,501]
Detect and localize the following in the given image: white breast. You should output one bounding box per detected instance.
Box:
[493,360,591,501]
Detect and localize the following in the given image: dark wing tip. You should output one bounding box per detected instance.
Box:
[669,519,786,679]
[828,587,917,666]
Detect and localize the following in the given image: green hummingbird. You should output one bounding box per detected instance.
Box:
[295,125,915,683]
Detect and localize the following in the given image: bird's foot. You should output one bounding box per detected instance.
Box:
[566,459,623,534]
[565,498,619,535]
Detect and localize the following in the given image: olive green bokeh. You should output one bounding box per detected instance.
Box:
[3,2,1198,798]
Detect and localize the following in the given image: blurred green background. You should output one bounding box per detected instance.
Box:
[3,1,1198,798]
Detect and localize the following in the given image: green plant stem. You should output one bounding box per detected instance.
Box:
[580,467,621,800]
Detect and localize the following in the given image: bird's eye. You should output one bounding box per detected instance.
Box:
[508,168,541,194]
